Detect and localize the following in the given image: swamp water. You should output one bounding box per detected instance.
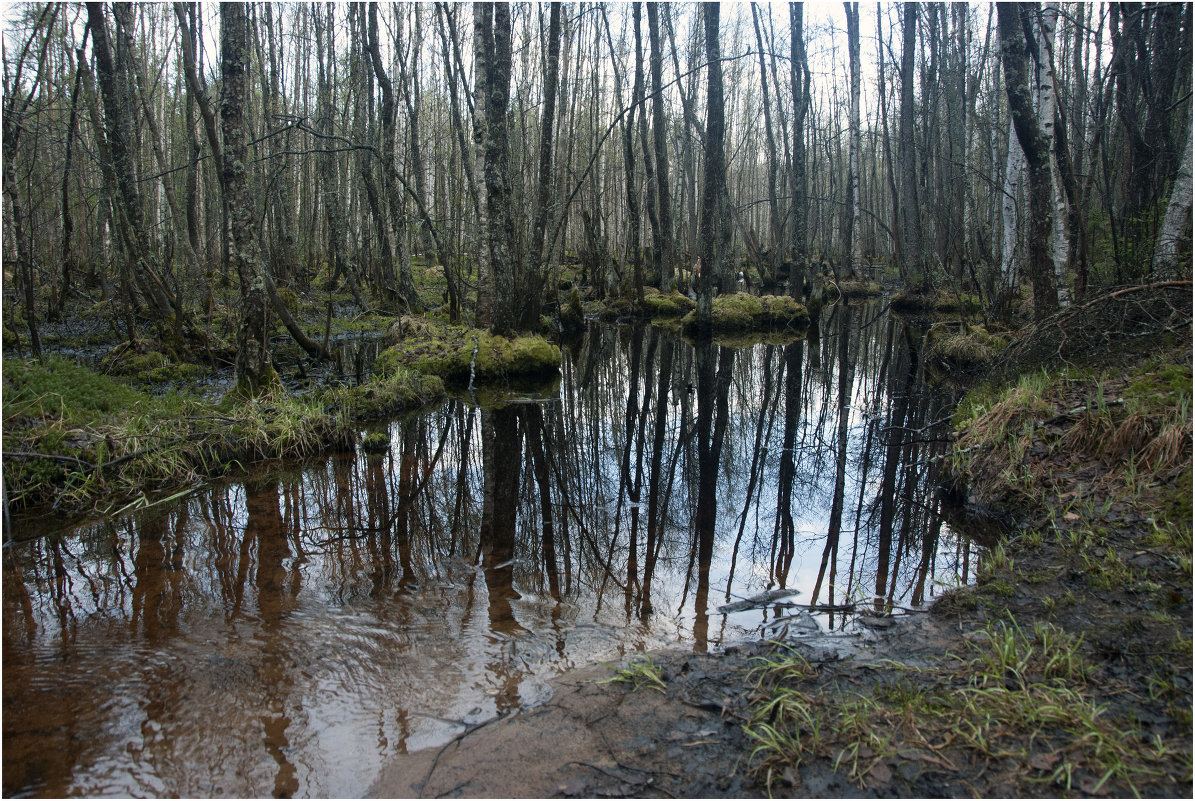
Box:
[3,302,978,797]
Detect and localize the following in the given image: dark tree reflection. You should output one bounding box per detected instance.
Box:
[3,304,978,797]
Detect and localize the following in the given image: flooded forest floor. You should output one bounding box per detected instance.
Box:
[4,283,1192,797]
[374,291,1193,799]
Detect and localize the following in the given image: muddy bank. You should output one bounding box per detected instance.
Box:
[367,634,875,799]
[366,606,1057,798]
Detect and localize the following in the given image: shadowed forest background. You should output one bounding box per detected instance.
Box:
[3,2,1191,377]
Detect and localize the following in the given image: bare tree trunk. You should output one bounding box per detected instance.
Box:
[476,3,519,336]
[472,3,494,328]
[626,5,645,302]
[877,3,903,281]
[697,1,729,328]
[314,4,366,309]
[751,3,782,283]
[364,6,410,311]
[87,2,177,322]
[789,4,813,299]
[899,2,923,286]
[844,2,862,279]
[646,4,676,291]
[54,38,87,322]
[1031,2,1071,306]
[634,3,662,293]
[3,124,41,361]
[221,2,274,396]
[393,7,427,308]
[998,3,1058,320]
[531,4,563,276]
[1000,120,1026,309]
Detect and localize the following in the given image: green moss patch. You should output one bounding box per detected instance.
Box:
[829,279,883,299]
[360,431,391,454]
[3,359,354,513]
[334,366,445,419]
[5,357,146,425]
[890,290,981,316]
[583,287,698,322]
[377,323,561,384]
[681,293,810,334]
[641,287,697,317]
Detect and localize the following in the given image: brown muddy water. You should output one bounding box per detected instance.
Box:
[3,302,979,797]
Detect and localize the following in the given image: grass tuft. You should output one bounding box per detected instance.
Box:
[599,654,667,693]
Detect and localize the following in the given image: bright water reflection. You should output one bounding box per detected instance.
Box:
[3,302,978,797]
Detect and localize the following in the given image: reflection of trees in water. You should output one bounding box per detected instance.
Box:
[5,306,973,650]
[1,308,980,797]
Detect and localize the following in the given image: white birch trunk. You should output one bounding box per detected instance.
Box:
[1001,120,1025,294]
[1033,3,1070,306]
[1152,120,1193,280]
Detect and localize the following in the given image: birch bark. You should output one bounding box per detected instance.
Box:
[1152,120,1193,280]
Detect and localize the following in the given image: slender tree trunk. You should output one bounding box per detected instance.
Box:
[393,7,426,308]
[1000,120,1026,309]
[790,3,812,298]
[698,2,729,327]
[221,2,273,396]
[751,3,782,282]
[844,2,862,278]
[472,3,494,328]
[634,3,662,293]
[3,126,41,361]
[1031,2,1071,306]
[54,38,88,321]
[365,6,410,310]
[313,5,365,309]
[476,3,518,336]
[87,2,176,322]
[899,2,923,286]
[530,4,563,276]
[626,4,645,302]
[877,3,903,280]
[645,5,676,291]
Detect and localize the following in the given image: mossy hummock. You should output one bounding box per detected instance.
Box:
[681,292,810,334]
[377,323,562,384]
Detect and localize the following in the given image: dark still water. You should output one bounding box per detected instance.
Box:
[3,302,978,797]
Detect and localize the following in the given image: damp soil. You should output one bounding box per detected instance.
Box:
[370,516,1190,799]
[367,622,960,799]
[367,537,1190,800]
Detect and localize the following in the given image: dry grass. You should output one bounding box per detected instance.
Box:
[1107,411,1155,462]
[1059,409,1116,455]
[1139,419,1193,474]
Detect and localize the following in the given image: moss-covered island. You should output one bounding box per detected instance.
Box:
[681,292,811,334]
[377,318,562,384]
